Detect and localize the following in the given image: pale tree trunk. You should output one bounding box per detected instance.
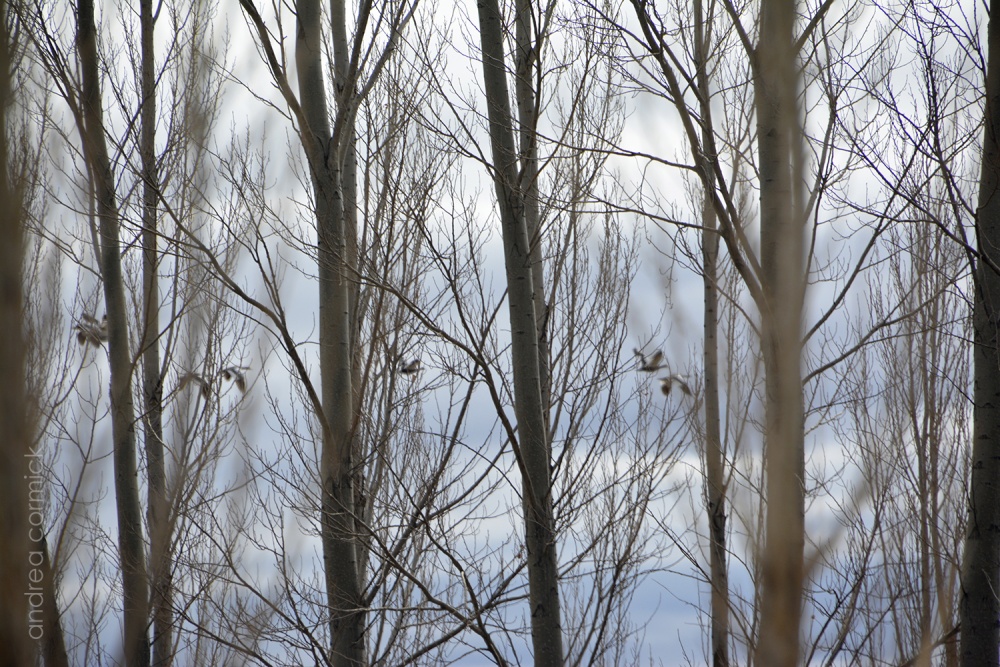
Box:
[0,1,31,660]
[693,3,730,664]
[77,1,151,665]
[296,1,363,663]
[753,0,806,664]
[701,153,730,667]
[332,0,360,372]
[139,1,171,664]
[960,1,1000,662]
[330,0,366,588]
[476,0,563,664]
[331,0,361,418]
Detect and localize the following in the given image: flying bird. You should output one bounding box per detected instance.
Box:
[399,358,421,376]
[178,372,211,399]
[74,313,108,347]
[218,366,249,394]
[660,374,692,397]
[634,348,664,372]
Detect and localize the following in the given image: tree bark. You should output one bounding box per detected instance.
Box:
[514,0,549,419]
[960,1,1000,662]
[0,1,32,659]
[34,537,69,667]
[77,1,151,664]
[476,0,563,664]
[296,1,363,664]
[694,3,730,665]
[139,1,172,664]
[753,0,806,664]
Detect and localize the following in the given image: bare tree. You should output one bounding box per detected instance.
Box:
[693,1,730,663]
[235,0,416,661]
[76,0,150,663]
[962,0,1000,661]
[137,0,171,663]
[14,1,239,663]
[596,0,894,661]
[296,0,365,658]
[843,2,1000,662]
[16,0,1000,663]
[474,0,565,662]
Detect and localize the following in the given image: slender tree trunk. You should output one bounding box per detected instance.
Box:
[329,0,367,598]
[514,0,549,418]
[332,0,362,429]
[918,357,932,650]
[0,2,31,659]
[693,3,730,665]
[139,1,171,664]
[701,163,731,667]
[77,2,150,664]
[296,1,363,664]
[960,1,1000,662]
[753,0,806,664]
[476,0,563,664]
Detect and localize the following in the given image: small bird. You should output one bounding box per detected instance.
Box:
[399,358,421,376]
[660,374,692,397]
[218,366,249,394]
[178,372,211,399]
[634,348,664,372]
[74,313,108,347]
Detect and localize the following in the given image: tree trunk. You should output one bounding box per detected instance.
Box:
[34,537,69,667]
[476,0,563,664]
[693,2,730,665]
[960,1,1000,662]
[701,161,731,667]
[295,1,363,664]
[514,0,549,419]
[77,1,151,664]
[753,0,806,664]
[0,2,32,659]
[329,0,367,599]
[139,1,172,664]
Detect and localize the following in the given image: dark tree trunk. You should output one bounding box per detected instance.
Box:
[33,537,69,667]
[0,2,32,660]
[960,1,1000,663]
[514,0,549,419]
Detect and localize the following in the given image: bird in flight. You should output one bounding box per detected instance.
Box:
[74,313,108,347]
[634,348,664,372]
[399,358,421,376]
[660,374,692,397]
[218,366,249,394]
[178,372,211,399]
